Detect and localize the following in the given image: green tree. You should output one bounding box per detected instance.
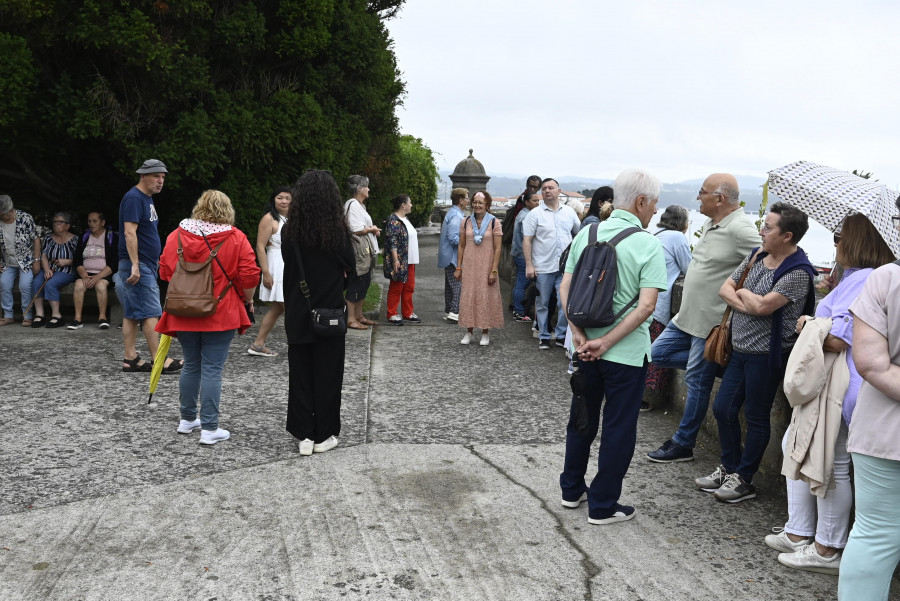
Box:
[366,135,438,227]
[0,0,406,242]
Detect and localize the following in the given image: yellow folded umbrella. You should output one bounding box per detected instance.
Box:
[147,334,172,404]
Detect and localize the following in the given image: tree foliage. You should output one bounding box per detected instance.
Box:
[366,135,438,228]
[0,0,414,243]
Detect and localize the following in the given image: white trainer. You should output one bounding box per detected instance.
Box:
[445,312,459,322]
[177,419,201,434]
[460,332,473,345]
[765,527,813,553]
[479,332,490,346]
[199,428,230,445]
[298,439,314,456]
[313,436,338,453]
[778,543,842,575]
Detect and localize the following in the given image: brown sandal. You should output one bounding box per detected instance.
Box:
[359,318,376,326]
[347,321,369,330]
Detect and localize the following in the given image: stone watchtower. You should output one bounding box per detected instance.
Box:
[448,149,490,199]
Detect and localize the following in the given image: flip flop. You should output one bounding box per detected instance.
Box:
[359,318,376,326]
[347,321,369,330]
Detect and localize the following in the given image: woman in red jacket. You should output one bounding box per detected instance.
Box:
[156,190,260,445]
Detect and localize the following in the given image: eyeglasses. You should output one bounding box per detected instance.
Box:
[761,223,777,234]
[833,233,842,244]
[52,220,68,225]
[893,215,900,228]
[699,189,722,198]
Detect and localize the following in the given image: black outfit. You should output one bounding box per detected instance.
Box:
[72,229,119,281]
[282,236,354,443]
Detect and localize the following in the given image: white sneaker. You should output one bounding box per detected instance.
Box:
[445,312,459,322]
[177,418,201,434]
[199,428,230,445]
[313,436,338,453]
[778,543,842,575]
[561,491,587,508]
[460,332,473,345]
[765,527,813,553]
[298,438,314,456]
[479,332,490,346]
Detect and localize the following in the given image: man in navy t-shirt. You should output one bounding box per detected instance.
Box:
[116,159,181,373]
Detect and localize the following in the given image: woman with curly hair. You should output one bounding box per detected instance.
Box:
[282,170,355,456]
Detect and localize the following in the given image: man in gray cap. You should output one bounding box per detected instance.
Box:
[115,159,181,373]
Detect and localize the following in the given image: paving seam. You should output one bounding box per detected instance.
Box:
[464,444,600,601]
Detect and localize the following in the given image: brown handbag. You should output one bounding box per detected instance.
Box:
[703,252,758,366]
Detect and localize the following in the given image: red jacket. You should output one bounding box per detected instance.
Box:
[155,224,261,336]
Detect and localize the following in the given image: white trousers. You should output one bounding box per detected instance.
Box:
[783,419,852,548]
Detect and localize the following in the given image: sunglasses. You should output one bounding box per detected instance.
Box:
[833,233,841,245]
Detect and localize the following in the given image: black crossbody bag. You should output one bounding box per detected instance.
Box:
[290,243,347,336]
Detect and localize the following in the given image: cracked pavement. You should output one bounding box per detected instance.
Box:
[1,232,890,600]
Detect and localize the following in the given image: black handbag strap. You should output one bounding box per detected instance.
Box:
[197,229,238,303]
[290,241,315,313]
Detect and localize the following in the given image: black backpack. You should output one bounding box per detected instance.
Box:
[566,223,643,328]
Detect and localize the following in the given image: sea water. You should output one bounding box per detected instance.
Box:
[648,210,836,267]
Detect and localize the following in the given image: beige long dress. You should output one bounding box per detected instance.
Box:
[458,216,505,330]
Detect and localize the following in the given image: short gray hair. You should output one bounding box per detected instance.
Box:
[0,195,13,215]
[658,204,689,231]
[347,175,369,197]
[612,169,661,210]
[714,181,740,205]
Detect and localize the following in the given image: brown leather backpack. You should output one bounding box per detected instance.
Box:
[163,232,231,317]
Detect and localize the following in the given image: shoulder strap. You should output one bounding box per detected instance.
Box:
[290,242,314,313]
[608,226,643,246]
[197,230,236,303]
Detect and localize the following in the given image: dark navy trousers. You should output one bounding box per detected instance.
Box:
[560,357,648,519]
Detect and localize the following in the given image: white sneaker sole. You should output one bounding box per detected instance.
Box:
[177,424,201,434]
[588,510,636,525]
[561,492,587,508]
[199,432,230,445]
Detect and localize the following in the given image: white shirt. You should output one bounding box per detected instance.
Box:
[400,216,419,265]
[344,199,380,253]
[522,202,581,274]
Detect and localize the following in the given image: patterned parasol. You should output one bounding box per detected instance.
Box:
[767,160,900,258]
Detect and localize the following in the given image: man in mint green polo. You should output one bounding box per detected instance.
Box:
[558,168,668,525]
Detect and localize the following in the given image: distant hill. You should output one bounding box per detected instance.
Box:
[437,171,766,213]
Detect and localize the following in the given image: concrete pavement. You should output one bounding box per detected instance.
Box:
[0,231,890,600]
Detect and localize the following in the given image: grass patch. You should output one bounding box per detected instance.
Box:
[362,281,381,313]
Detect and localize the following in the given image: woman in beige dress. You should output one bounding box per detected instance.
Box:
[454,191,504,346]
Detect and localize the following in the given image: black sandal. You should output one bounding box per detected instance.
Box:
[122,355,151,373]
[31,316,45,328]
[160,359,184,374]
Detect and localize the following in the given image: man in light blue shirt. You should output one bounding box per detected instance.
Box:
[559,168,667,525]
[511,192,539,320]
[438,188,469,321]
[523,178,581,349]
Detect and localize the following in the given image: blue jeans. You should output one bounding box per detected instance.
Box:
[560,358,648,519]
[838,453,900,601]
[535,271,566,340]
[32,269,76,302]
[712,350,784,482]
[649,320,718,449]
[0,266,35,319]
[116,259,162,320]
[512,255,530,314]
[178,329,236,431]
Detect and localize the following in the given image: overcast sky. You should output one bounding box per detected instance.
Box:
[386,1,900,188]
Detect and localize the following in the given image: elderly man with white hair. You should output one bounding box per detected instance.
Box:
[558,168,668,525]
